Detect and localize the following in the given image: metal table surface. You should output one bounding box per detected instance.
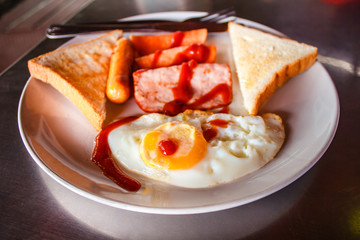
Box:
[1,0,359,239]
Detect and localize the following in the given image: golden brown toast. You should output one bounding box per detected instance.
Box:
[28,30,123,131]
[228,22,318,115]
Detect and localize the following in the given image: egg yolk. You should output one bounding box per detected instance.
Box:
[140,121,208,170]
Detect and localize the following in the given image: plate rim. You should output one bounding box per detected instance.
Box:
[18,11,340,215]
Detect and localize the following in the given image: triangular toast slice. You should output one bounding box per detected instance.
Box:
[28,30,123,131]
[228,22,317,115]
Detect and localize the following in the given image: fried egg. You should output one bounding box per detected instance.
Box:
[108,110,285,188]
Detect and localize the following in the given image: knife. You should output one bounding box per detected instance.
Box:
[46,21,229,39]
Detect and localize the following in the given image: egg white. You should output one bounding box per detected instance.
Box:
[108,110,285,188]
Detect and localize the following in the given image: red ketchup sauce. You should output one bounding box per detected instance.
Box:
[91,116,141,192]
[151,44,211,68]
[202,119,230,142]
[209,119,230,128]
[158,139,178,156]
[150,31,185,68]
[188,83,232,109]
[163,60,197,115]
[151,50,163,68]
[163,60,232,116]
[170,31,185,48]
[219,106,230,113]
[172,44,210,65]
[202,127,218,142]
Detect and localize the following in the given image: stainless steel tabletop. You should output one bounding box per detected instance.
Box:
[1,0,359,239]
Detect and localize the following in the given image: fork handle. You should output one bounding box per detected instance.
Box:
[47,22,228,38]
[77,19,173,25]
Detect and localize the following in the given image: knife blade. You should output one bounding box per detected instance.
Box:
[46,21,229,39]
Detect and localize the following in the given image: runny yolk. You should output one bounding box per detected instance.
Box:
[139,121,208,170]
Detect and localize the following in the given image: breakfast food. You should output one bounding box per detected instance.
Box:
[106,38,134,104]
[228,22,318,115]
[28,30,123,131]
[133,60,232,115]
[27,21,319,191]
[101,110,285,188]
[130,28,207,55]
[135,43,217,69]
[132,29,231,115]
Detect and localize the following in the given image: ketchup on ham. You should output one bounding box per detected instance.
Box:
[163,60,197,115]
[164,60,232,116]
[92,117,141,192]
[189,83,232,109]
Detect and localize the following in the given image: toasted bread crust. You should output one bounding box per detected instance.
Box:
[28,30,123,131]
[252,50,318,115]
[28,60,105,130]
[228,22,318,115]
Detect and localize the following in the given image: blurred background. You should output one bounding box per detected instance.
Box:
[0,0,358,76]
[0,0,93,74]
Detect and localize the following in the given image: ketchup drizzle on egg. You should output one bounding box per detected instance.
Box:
[158,139,178,156]
[202,127,218,142]
[209,119,230,128]
[92,116,141,192]
[202,119,231,142]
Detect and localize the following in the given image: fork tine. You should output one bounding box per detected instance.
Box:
[199,8,236,22]
[209,11,237,22]
[205,10,236,22]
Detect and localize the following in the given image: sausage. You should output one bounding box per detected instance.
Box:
[133,61,232,115]
[106,38,134,104]
[130,29,208,56]
[135,44,217,69]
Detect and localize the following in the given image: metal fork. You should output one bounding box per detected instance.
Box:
[186,8,236,23]
[46,8,237,38]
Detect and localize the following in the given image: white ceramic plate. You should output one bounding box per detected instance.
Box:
[18,11,339,214]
